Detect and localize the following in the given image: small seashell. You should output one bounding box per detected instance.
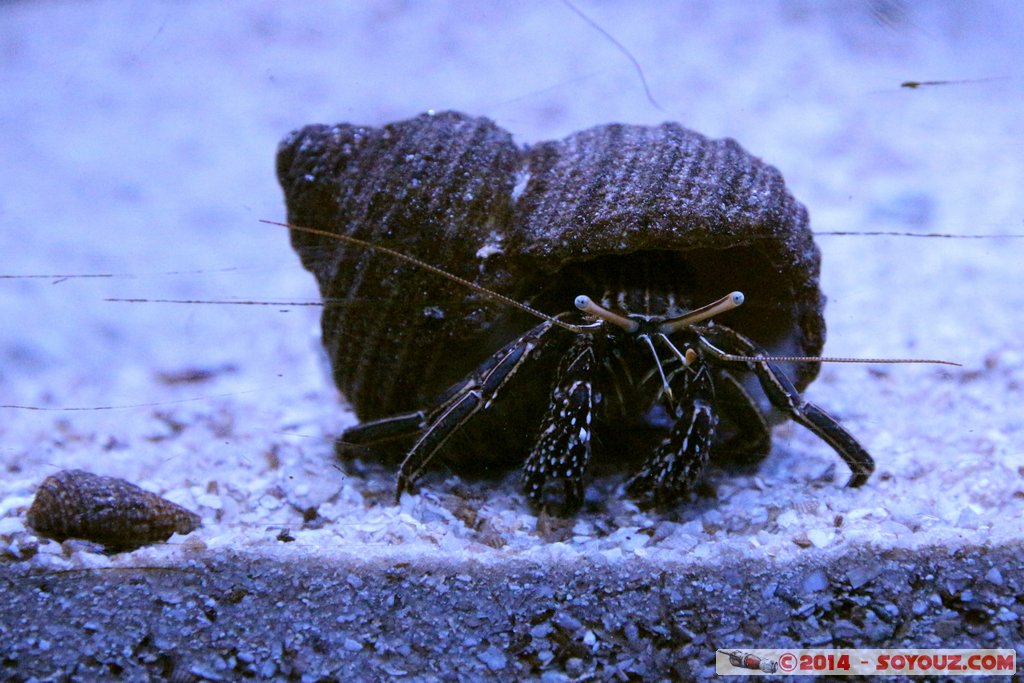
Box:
[25,469,200,551]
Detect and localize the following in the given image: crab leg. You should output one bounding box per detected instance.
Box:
[338,374,482,453]
[625,362,718,506]
[337,411,427,453]
[523,335,597,513]
[394,320,566,500]
[699,326,875,487]
[711,370,772,466]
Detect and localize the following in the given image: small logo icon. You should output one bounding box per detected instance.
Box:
[721,650,778,674]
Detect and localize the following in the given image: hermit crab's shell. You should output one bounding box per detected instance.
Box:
[277,111,824,422]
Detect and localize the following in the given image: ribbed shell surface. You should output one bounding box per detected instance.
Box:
[276,111,825,421]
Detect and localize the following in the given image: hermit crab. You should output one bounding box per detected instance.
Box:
[275,111,875,512]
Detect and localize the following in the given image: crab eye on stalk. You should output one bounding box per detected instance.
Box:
[574,295,638,332]
[658,291,745,335]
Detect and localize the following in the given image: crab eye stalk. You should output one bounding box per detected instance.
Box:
[658,291,744,335]
[574,294,640,333]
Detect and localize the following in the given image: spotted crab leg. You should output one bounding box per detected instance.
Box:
[394,320,570,501]
[699,325,875,487]
[625,361,718,507]
[522,334,597,514]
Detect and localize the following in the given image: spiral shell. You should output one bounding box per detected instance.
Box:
[276,111,824,423]
[26,469,200,551]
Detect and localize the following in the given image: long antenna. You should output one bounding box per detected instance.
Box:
[267,220,959,368]
[726,353,960,367]
[814,230,1024,239]
[260,220,589,333]
[699,337,960,368]
[559,0,663,111]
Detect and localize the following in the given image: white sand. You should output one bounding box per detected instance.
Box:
[1,1,1023,571]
